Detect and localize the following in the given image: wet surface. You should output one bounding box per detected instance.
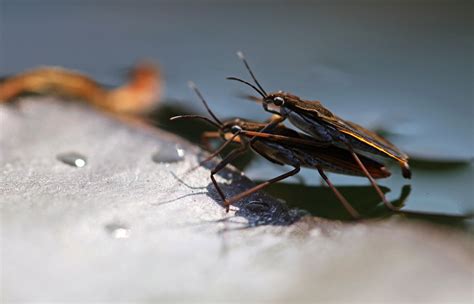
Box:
[1,98,472,303]
[104,222,131,239]
[151,144,185,164]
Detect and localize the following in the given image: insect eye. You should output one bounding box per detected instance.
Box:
[273,97,285,106]
[231,125,242,134]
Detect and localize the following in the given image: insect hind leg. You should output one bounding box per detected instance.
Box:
[344,142,400,212]
[317,167,360,219]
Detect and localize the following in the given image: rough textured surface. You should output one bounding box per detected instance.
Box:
[1,99,473,303]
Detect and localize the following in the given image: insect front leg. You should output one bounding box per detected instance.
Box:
[209,135,250,212]
[226,165,301,206]
[199,132,241,165]
[179,132,241,177]
[257,114,286,134]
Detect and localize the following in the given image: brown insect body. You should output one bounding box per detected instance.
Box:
[226,51,412,214]
[227,52,411,179]
[221,118,391,179]
[265,91,411,178]
[172,82,397,218]
[196,116,390,218]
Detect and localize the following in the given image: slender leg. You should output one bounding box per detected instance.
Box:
[170,133,242,190]
[345,143,399,211]
[209,138,250,212]
[200,132,241,165]
[249,115,286,145]
[226,166,301,207]
[181,132,240,178]
[317,167,360,219]
[367,185,411,217]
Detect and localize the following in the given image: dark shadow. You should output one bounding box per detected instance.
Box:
[264,182,393,220]
[266,182,473,228]
[409,158,472,171]
[204,176,307,228]
[366,185,411,218]
[393,210,474,230]
[153,191,209,206]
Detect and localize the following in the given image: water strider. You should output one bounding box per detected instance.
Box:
[227,52,411,212]
[171,83,394,219]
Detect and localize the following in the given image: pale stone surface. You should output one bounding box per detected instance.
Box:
[1,99,472,303]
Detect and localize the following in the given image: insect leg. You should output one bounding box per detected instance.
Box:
[176,132,241,180]
[200,132,241,165]
[345,143,399,212]
[226,165,301,206]
[250,115,286,144]
[317,167,360,219]
[209,136,250,212]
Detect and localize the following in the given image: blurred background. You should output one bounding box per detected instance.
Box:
[1,0,472,221]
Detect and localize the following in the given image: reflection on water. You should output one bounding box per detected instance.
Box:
[266,183,393,220]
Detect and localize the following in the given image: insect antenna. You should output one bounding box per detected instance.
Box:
[236,51,267,96]
[188,81,223,126]
[226,76,266,99]
[170,114,222,130]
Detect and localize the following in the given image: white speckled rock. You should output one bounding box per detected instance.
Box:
[1,98,472,303]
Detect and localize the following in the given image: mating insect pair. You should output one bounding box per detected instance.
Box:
[172,53,411,219]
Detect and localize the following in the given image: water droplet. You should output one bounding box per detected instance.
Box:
[176,146,185,158]
[152,144,185,164]
[57,152,87,168]
[104,223,131,239]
